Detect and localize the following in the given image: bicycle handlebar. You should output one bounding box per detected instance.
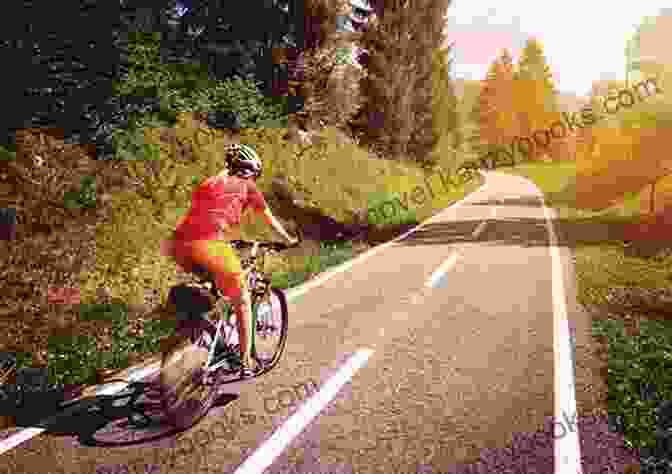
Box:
[230,238,301,252]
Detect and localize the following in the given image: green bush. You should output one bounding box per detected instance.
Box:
[271,241,356,290]
[47,332,100,387]
[365,190,419,226]
[114,31,288,131]
[112,122,162,161]
[64,175,97,209]
[45,303,178,386]
[0,145,16,161]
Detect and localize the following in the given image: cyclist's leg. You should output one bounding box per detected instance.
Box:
[188,240,253,369]
[171,237,198,274]
[216,275,253,369]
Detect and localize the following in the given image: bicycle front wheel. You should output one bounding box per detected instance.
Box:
[252,287,288,376]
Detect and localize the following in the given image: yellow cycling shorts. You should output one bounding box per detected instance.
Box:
[173,239,244,297]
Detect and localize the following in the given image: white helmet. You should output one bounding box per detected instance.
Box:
[225,143,262,179]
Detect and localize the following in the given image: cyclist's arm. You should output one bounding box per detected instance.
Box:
[260,207,293,242]
[246,179,295,243]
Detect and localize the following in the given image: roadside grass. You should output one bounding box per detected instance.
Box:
[505,160,672,455]
[365,190,420,226]
[46,303,176,387]
[271,240,358,289]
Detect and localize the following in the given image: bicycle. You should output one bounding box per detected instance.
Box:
[82,238,298,444]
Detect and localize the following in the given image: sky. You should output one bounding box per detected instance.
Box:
[444,0,669,97]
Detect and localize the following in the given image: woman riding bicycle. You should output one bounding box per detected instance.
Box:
[162,111,298,378]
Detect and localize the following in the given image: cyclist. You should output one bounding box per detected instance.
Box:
[163,112,298,378]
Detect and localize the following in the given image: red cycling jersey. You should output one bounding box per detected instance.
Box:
[175,175,267,241]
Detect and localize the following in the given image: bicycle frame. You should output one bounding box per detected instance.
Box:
[198,242,273,383]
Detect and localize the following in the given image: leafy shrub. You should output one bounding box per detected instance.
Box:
[47,332,100,387]
[0,145,16,161]
[111,121,162,161]
[63,176,97,209]
[44,303,178,386]
[592,316,672,451]
[115,31,287,130]
[364,190,419,227]
[271,241,355,290]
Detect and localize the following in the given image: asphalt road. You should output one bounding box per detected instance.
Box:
[0,171,593,474]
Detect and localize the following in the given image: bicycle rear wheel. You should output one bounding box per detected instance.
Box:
[252,287,288,376]
[79,382,178,447]
[160,324,219,431]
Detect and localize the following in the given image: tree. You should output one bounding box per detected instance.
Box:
[350,0,417,158]
[0,0,307,157]
[0,1,126,154]
[352,0,452,162]
[430,46,459,148]
[514,38,559,160]
[471,49,519,167]
[406,0,452,164]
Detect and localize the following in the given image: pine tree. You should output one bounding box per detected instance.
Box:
[351,0,451,161]
[431,47,458,138]
[514,38,559,160]
[427,45,460,166]
[350,0,416,159]
[470,49,519,167]
[406,0,452,164]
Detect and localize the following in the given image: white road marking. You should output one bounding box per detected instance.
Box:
[537,191,583,474]
[0,363,160,455]
[233,349,374,474]
[0,428,44,454]
[471,221,488,239]
[286,175,488,300]
[425,252,460,288]
[93,363,162,396]
[0,173,489,454]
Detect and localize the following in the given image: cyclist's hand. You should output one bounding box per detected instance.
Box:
[287,236,299,246]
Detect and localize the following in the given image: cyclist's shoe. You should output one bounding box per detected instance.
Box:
[239,365,255,379]
[213,344,238,368]
[212,343,227,362]
[239,357,256,378]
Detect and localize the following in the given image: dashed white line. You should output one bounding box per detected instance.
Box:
[471,221,488,239]
[0,173,490,455]
[0,428,44,455]
[233,348,374,474]
[425,252,460,288]
[286,177,488,300]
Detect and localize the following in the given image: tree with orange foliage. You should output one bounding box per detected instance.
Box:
[470,49,520,167]
[513,38,559,161]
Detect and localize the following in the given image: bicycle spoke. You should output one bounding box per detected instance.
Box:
[84,383,177,446]
[252,288,287,373]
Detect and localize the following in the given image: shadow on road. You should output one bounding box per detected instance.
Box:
[467,196,544,208]
[391,198,665,252]
[7,385,240,449]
